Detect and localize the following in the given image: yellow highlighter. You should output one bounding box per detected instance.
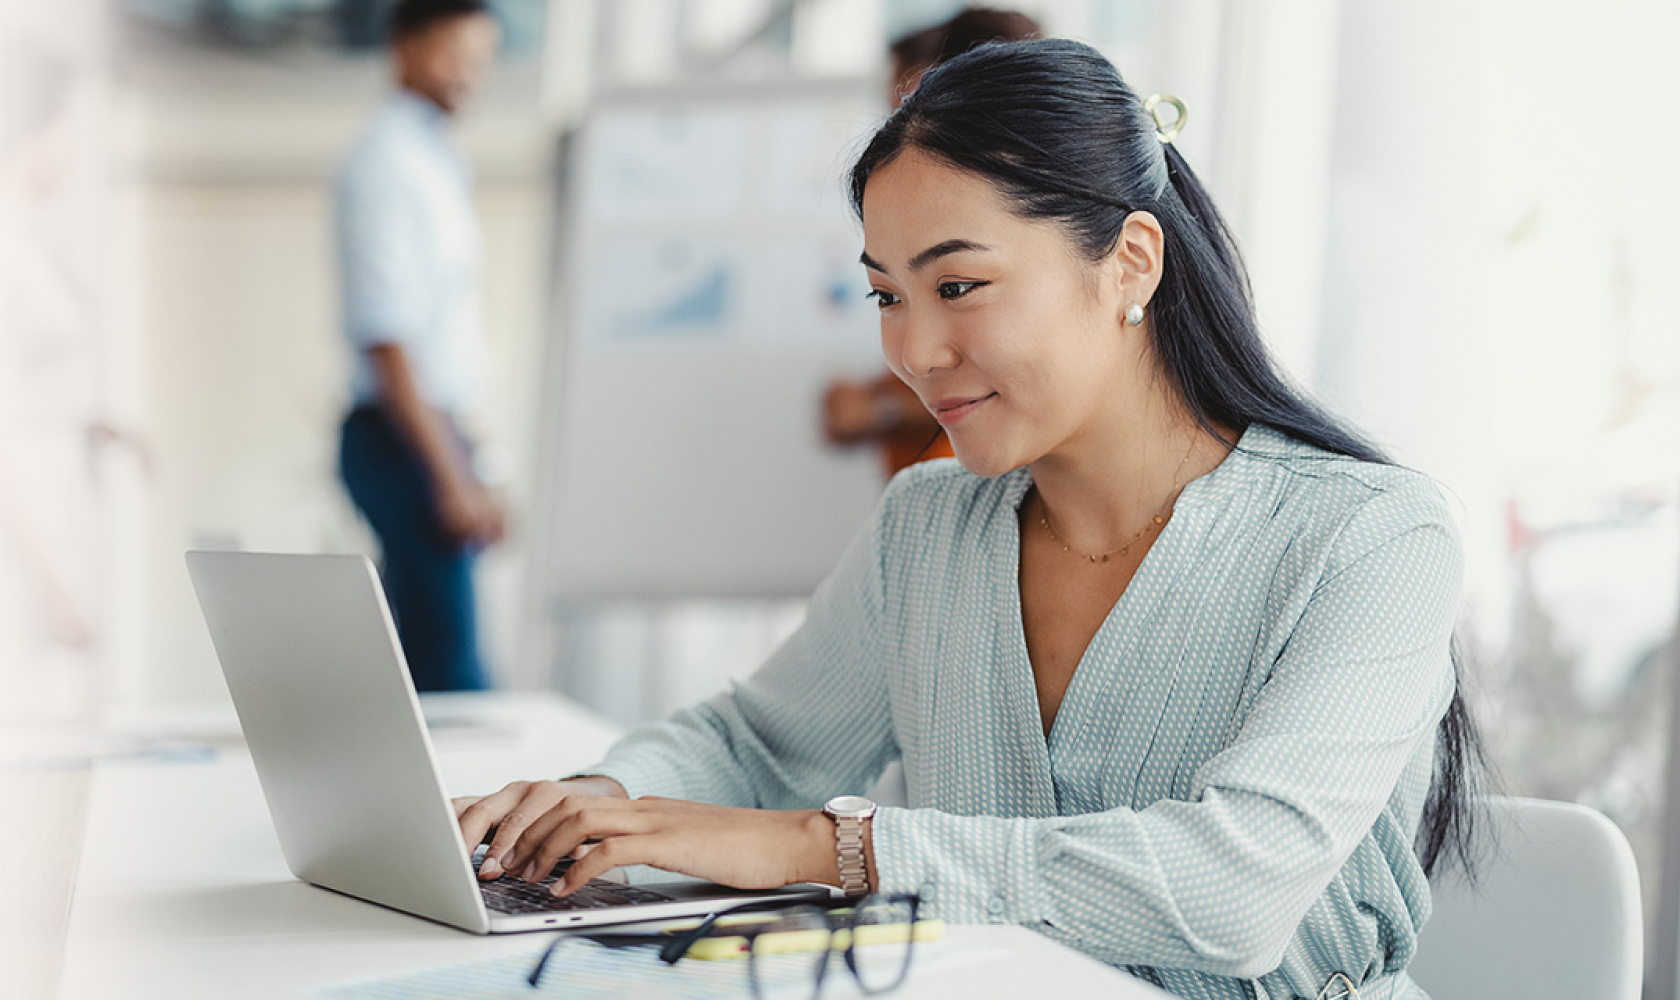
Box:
[666,912,946,962]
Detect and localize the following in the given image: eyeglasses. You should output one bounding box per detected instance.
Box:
[526,893,923,998]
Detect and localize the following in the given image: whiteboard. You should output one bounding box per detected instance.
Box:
[535,81,891,598]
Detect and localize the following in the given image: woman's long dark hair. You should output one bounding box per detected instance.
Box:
[849,38,1487,878]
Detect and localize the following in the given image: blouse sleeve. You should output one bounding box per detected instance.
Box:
[580,492,899,810]
[869,478,1462,980]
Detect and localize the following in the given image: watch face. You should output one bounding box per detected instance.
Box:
[825,795,876,818]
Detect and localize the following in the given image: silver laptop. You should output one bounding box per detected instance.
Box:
[185,550,826,934]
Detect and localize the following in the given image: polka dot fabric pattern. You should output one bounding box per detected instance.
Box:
[589,424,1458,999]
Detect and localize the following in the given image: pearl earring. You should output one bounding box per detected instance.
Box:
[1126,303,1145,326]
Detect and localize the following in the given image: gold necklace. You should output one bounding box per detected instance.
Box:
[1038,434,1197,564]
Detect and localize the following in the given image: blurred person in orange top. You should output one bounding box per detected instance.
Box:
[334,0,504,692]
[821,7,1042,479]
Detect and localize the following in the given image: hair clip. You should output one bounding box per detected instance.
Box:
[1144,93,1188,144]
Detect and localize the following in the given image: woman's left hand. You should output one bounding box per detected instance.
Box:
[500,796,839,897]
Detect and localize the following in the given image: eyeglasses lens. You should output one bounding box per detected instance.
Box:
[846,896,917,995]
[746,907,834,1000]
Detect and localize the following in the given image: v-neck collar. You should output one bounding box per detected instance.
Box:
[998,422,1277,517]
[996,423,1271,788]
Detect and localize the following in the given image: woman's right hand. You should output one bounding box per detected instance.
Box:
[452,776,628,880]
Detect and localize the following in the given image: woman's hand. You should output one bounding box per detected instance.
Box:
[452,776,628,880]
[527,797,840,896]
[486,792,846,897]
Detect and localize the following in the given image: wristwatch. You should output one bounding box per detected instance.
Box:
[822,795,878,897]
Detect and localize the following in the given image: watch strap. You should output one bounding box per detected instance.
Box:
[834,811,870,897]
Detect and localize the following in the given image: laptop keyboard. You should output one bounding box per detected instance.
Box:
[474,853,675,914]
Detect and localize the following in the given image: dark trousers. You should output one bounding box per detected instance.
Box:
[339,407,489,692]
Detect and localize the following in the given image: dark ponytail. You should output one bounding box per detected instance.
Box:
[849,37,1487,877]
[1150,140,1391,463]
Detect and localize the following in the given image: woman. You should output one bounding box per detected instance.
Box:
[456,39,1482,998]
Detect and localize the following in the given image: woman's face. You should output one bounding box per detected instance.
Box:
[860,148,1155,478]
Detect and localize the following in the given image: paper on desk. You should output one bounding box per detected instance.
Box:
[316,937,999,1000]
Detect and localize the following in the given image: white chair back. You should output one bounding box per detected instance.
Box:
[1409,796,1643,1000]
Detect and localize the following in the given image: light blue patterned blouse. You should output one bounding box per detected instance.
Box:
[587,424,1461,1000]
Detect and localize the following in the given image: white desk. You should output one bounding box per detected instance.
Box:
[58,693,1166,999]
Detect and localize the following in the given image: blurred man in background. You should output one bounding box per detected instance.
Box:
[334,0,503,692]
[821,6,1040,479]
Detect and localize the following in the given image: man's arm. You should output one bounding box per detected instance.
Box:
[366,342,503,547]
[821,371,938,447]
